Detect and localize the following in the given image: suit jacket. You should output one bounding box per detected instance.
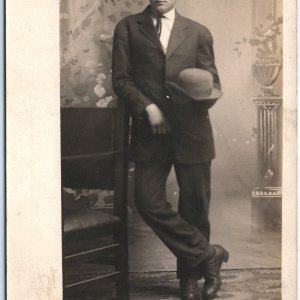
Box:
[112,6,221,164]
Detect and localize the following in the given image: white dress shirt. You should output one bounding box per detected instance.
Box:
[151,8,175,53]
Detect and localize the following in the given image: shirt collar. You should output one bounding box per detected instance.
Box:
[163,8,175,21]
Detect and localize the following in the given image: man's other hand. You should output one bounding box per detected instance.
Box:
[145,104,171,135]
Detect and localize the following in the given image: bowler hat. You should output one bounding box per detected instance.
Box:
[167,68,222,101]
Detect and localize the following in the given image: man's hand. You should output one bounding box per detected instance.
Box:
[145,104,171,135]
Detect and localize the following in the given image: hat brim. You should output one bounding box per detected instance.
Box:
[167,81,223,101]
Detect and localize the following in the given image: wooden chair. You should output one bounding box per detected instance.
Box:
[61,104,130,299]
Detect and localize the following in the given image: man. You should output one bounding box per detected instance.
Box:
[112,1,228,299]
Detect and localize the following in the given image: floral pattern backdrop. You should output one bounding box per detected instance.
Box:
[60,0,147,209]
[60,0,147,108]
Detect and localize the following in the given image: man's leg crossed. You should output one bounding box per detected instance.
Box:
[134,160,211,269]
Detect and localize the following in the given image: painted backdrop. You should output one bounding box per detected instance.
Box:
[60,0,282,220]
[60,0,147,108]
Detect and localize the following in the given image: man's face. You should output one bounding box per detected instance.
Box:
[149,0,176,14]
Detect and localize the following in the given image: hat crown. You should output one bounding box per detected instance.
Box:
[166,68,222,102]
[178,69,213,97]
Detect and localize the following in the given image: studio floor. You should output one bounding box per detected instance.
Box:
[66,268,281,300]
[126,175,281,299]
[129,269,281,300]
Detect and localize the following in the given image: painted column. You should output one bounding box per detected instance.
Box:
[251,96,282,229]
[250,0,282,229]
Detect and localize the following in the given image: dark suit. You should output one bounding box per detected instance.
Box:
[112,6,221,278]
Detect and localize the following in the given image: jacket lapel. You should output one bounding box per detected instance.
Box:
[166,12,189,60]
[137,7,164,53]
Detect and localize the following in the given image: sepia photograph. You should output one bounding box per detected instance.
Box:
[60,0,284,299]
[7,0,297,299]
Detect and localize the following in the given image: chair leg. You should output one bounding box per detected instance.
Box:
[115,247,130,299]
[115,231,130,299]
[116,271,130,300]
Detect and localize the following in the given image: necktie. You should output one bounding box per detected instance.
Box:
[153,14,165,37]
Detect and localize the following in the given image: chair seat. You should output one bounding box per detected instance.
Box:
[64,209,120,239]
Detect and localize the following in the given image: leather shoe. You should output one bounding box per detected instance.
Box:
[180,278,202,300]
[201,245,229,299]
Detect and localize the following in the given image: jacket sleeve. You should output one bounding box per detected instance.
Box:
[112,20,153,117]
[196,27,221,109]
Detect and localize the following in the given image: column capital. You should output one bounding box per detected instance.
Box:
[252,186,282,198]
[252,96,282,110]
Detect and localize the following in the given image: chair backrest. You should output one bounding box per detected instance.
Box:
[61,108,115,157]
[61,105,128,194]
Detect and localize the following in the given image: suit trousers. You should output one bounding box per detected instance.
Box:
[134,159,212,279]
